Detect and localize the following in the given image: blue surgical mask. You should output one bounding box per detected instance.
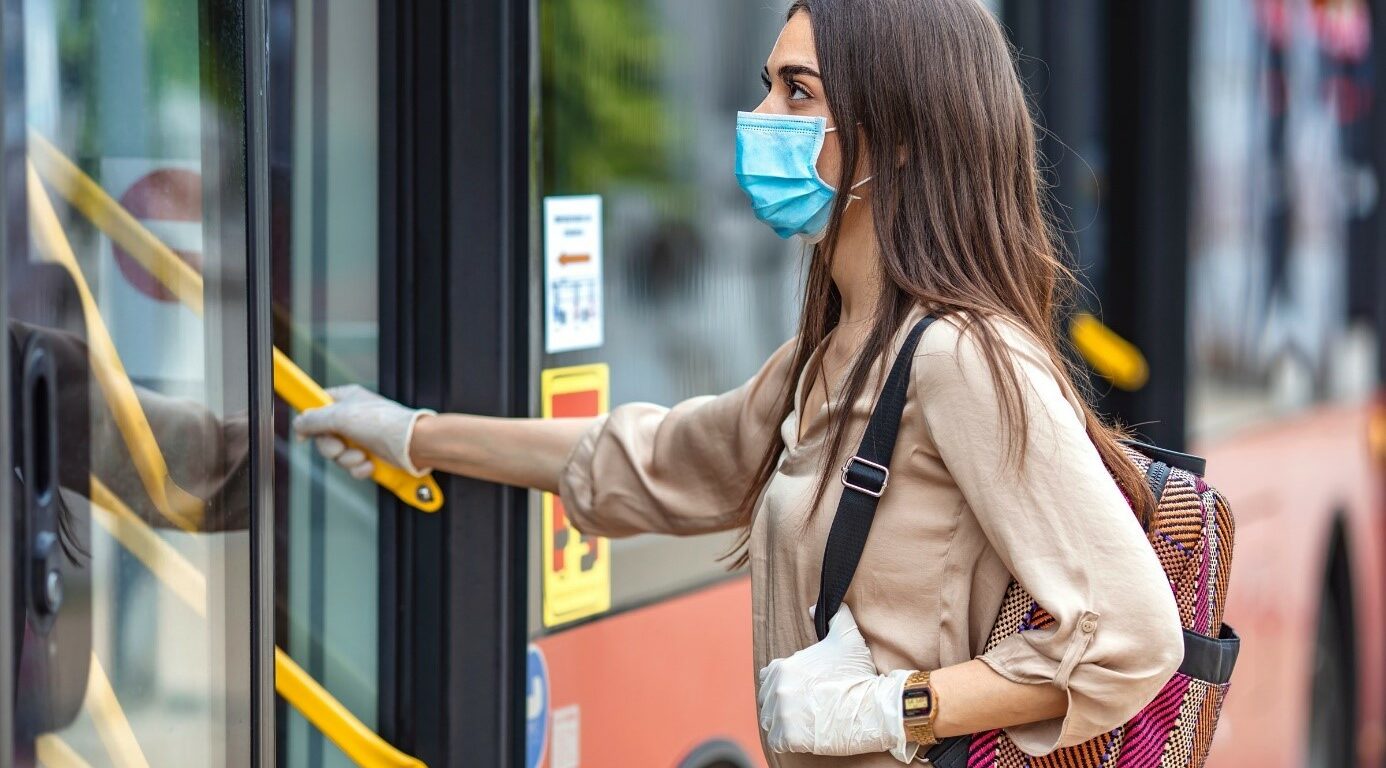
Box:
[734,111,872,243]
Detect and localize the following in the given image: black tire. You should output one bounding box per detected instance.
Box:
[1305,580,1354,768]
[678,739,753,768]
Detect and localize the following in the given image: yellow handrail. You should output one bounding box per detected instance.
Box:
[276,649,426,768]
[28,129,443,512]
[27,163,205,531]
[273,348,441,510]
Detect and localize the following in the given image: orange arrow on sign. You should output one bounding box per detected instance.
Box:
[558,252,591,266]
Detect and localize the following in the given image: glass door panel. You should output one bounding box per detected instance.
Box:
[13,0,260,765]
[270,0,383,765]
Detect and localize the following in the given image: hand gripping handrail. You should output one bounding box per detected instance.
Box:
[27,130,443,512]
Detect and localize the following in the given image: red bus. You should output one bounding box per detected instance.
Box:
[3,0,1384,766]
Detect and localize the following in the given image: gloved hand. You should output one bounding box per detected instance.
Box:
[757,604,916,763]
[291,384,435,479]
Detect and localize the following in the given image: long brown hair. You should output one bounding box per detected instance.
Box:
[727,0,1153,566]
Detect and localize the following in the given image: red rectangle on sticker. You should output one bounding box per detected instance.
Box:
[552,389,600,419]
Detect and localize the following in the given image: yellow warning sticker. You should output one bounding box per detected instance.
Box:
[541,364,612,627]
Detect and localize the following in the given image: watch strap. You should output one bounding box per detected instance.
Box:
[902,670,939,746]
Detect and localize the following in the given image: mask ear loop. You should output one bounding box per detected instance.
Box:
[822,125,873,202]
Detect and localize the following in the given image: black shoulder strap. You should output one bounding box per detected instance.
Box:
[813,314,936,640]
[811,312,968,767]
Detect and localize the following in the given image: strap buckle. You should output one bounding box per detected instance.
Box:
[841,456,890,498]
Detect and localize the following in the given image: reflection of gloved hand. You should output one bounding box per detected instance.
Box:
[292,385,435,479]
[757,604,915,763]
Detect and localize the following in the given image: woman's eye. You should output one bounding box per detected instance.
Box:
[788,82,811,101]
[761,72,773,92]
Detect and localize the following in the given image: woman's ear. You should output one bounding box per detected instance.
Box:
[896,144,908,168]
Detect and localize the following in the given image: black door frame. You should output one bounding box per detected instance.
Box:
[1003,0,1192,449]
[242,0,277,761]
[0,0,16,754]
[378,0,534,765]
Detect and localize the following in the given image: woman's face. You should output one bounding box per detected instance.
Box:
[754,11,846,187]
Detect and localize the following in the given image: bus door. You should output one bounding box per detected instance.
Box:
[2,0,275,764]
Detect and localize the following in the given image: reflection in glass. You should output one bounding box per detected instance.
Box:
[14,0,255,764]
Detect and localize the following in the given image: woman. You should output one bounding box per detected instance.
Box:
[294,0,1183,764]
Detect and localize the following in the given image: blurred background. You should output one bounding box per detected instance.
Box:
[5,0,1385,766]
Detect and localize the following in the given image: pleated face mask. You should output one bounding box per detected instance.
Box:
[734,111,871,243]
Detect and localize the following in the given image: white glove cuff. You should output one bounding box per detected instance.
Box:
[399,409,437,477]
[881,669,918,764]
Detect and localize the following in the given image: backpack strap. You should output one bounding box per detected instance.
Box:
[813,314,936,639]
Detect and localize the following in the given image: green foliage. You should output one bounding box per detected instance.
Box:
[540,0,675,196]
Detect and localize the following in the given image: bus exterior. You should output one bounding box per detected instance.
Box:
[523,1,1386,767]
[2,0,1384,766]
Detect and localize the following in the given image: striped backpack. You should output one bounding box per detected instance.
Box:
[815,315,1240,768]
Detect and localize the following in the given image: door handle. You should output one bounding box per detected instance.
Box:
[13,327,93,736]
[22,340,61,618]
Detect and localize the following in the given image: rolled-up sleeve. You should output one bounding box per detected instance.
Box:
[914,317,1183,756]
[558,339,796,538]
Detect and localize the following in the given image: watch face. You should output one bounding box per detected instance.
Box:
[903,687,933,719]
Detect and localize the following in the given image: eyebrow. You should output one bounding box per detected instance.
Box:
[762,63,823,83]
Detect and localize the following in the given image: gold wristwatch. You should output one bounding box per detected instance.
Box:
[901,670,939,746]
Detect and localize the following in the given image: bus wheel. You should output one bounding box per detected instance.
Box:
[677,738,753,768]
[1306,534,1355,768]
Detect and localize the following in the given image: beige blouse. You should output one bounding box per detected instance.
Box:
[559,305,1183,767]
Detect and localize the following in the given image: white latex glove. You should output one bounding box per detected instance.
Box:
[757,604,916,763]
[292,384,435,479]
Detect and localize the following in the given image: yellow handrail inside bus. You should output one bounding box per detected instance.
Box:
[28,131,443,512]
[273,348,441,509]
[27,163,205,531]
[276,649,426,768]
[1070,312,1149,392]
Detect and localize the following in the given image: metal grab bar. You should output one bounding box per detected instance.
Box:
[276,649,426,768]
[273,348,442,510]
[28,130,443,512]
[26,162,205,531]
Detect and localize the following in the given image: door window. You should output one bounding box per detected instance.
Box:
[532,0,800,632]
[15,0,259,764]
[270,0,384,765]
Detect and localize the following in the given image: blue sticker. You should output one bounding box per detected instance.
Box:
[525,644,549,768]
